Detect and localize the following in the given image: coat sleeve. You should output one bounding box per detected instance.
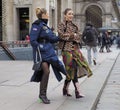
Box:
[46,30,59,43]
[30,24,41,48]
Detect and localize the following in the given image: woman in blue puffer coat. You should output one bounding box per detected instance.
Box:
[30,8,66,104]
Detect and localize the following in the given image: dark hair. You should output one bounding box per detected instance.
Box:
[36,8,47,19]
[64,8,72,15]
[86,22,93,26]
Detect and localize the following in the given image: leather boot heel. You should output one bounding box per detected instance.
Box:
[73,82,84,99]
[63,80,72,97]
[63,88,72,96]
[67,93,72,97]
[63,88,67,96]
[75,90,84,99]
[39,96,50,104]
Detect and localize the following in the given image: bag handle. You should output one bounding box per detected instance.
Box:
[35,46,42,63]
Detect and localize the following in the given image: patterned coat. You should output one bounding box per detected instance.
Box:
[58,21,93,79]
[57,21,82,51]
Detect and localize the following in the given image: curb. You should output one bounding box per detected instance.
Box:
[55,52,120,110]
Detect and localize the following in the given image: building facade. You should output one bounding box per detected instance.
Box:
[0,0,73,41]
[0,0,120,41]
[73,0,120,32]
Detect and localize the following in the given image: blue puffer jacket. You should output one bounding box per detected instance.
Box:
[30,19,66,82]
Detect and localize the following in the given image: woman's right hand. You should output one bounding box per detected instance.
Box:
[69,33,75,39]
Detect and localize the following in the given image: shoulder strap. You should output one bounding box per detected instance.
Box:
[35,46,42,63]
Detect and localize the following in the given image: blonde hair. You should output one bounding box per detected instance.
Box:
[36,8,47,19]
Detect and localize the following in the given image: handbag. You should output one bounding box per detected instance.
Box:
[32,46,42,71]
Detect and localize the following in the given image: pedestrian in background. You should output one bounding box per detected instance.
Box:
[30,7,66,104]
[97,33,102,47]
[25,34,30,42]
[99,31,111,53]
[58,8,92,99]
[82,22,98,65]
[116,33,120,48]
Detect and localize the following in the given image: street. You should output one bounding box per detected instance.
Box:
[0,45,120,110]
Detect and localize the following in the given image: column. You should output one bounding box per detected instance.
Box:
[80,15,86,32]
[2,0,14,41]
[102,14,112,27]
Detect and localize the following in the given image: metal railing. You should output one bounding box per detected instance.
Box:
[0,40,31,48]
[0,41,16,60]
[0,40,31,60]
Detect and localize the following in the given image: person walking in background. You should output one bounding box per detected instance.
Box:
[97,33,102,47]
[25,35,30,42]
[30,8,66,104]
[99,31,111,53]
[25,34,30,46]
[116,33,120,48]
[82,22,98,65]
[58,8,92,99]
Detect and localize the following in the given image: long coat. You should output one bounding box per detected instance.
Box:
[30,19,66,82]
[57,21,93,79]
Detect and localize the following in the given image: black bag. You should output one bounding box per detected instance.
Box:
[32,62,42,71]
[32,46,42,71]
[83,29,94,43]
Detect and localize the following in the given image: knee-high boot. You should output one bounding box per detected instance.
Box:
[63,80,72,96]
[106,46,111,52]
[99,47,103,53]
[39,72,50,104]
[73,81,84,99]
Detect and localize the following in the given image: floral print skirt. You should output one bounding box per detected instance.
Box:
[62,49,93,80]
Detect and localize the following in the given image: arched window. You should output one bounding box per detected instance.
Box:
[85,5,102,28]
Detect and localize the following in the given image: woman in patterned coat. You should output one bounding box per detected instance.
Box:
[57,8,92,98]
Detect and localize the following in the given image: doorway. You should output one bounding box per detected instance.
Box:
[18,8,29,40]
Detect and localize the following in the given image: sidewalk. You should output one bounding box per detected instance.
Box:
[96,50,120,110]
[0,45,119,110]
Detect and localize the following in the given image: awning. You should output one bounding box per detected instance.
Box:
[98,26,120,32]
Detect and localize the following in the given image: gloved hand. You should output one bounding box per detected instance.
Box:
[58,37,64,41]
[69,33,75,39]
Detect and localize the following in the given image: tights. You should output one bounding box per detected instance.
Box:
[41,62,50,75]
[39,62,50,96]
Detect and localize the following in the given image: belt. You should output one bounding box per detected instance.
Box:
[37,38,48,43]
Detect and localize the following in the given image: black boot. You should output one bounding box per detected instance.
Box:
[39,72,50,104]
[73,82,84,99]
[107,48,111,53]
[63,80,72,97]
[99,48,103,53]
